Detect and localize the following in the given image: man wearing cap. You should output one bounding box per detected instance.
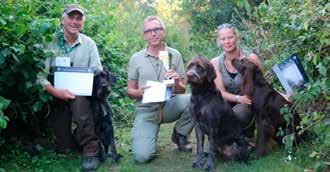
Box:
[38,4,103,171]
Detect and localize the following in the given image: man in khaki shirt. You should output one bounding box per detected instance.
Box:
[38,4,102,171]
[127,16,194,163]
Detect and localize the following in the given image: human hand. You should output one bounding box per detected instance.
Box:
[237,95,251,105]
[54,89,75,101]
[137,85,151,98]
[164,69,180,81]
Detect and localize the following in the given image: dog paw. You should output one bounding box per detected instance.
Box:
[111,153,122,163]
[192,161,204,169]
[204,162,215,172]
[204,158,216,172]
[192,153,207,168]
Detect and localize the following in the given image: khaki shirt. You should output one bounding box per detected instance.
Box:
[128,46,185,106]
[38,32,102,86]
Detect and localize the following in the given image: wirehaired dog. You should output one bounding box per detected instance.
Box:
[187,56,249,172]
[232,58,303,157]
[92,70,120,163]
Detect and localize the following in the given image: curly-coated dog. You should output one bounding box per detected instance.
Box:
[187,56,249,172]
[232,58,303,157]
[92,70,120,163]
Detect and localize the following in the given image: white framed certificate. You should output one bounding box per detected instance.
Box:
[272,54,309,94]
[54,67,94,96]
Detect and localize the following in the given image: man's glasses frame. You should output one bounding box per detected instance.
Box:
[143,27,163,35]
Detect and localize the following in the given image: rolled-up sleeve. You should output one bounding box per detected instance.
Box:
[37,56,52,87]
[128,55,139,80]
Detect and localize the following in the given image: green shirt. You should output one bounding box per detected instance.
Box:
[38,32,102,86]
[128,46,185,106]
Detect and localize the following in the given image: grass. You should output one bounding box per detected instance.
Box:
[0,123,320,172]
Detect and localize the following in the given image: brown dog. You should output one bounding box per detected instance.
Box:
[232,58,303,157]
[187,56,249,171]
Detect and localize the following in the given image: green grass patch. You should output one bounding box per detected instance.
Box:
[0,124,321,172]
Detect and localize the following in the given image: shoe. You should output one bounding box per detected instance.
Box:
[82,155,99,172]
[172,128,192,152]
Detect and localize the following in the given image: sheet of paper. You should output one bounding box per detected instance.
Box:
[54,67,94,96]
[142,80,168,103]
[159,50,169,70]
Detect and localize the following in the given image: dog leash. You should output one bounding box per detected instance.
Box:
[243,116,255,130]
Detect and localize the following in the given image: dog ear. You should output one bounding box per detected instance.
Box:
[108,72,117,86]
[242,67,254,97]
[94,69,102,76]
[254,67,268,85]
[207,62,217,83]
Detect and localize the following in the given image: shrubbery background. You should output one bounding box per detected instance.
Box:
[0,0,328,170]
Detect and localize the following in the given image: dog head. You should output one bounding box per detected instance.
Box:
[232,58,258,76]
[232,58,264,97]
[93,70,116,100]
[221,142,249,163]
[186,55,216,86]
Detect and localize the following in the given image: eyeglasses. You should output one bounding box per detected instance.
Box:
[217,23,234,30]
[143,27,163,35]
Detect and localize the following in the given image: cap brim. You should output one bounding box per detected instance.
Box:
[65,8,85,16]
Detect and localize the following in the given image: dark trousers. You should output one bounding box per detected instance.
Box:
[49,96,99,156]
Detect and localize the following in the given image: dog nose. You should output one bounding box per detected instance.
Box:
[187,70,200,79]
[101,82,109,88]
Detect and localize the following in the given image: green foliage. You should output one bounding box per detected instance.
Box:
[181,0,238,58]
[0,1,56,130]
[0,96,10,130]
[79,1,136,126]
[0,124,322,172]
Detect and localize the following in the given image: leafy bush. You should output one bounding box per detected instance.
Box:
[0,2,57,140]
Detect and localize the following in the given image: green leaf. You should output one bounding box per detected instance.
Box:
[15,23,26,37]
[33,101,43,112]
[0,117,8,129]
[0,53,5,65]
[0,19,6,25]
[0,96,11,110]
[309,151,318,158]
[304,21,309,30]
[317,64,327,76]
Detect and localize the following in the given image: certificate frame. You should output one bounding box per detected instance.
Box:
[54,67,95,96]
[272,54,309,94]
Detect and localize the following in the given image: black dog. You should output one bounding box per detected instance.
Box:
[232,58,303,157]
[187,56,249,172]
[91,70,120,163]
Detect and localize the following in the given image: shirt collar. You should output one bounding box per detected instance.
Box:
[144,42,169,58]
[63,32,82,47]
[58,30,82,54]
